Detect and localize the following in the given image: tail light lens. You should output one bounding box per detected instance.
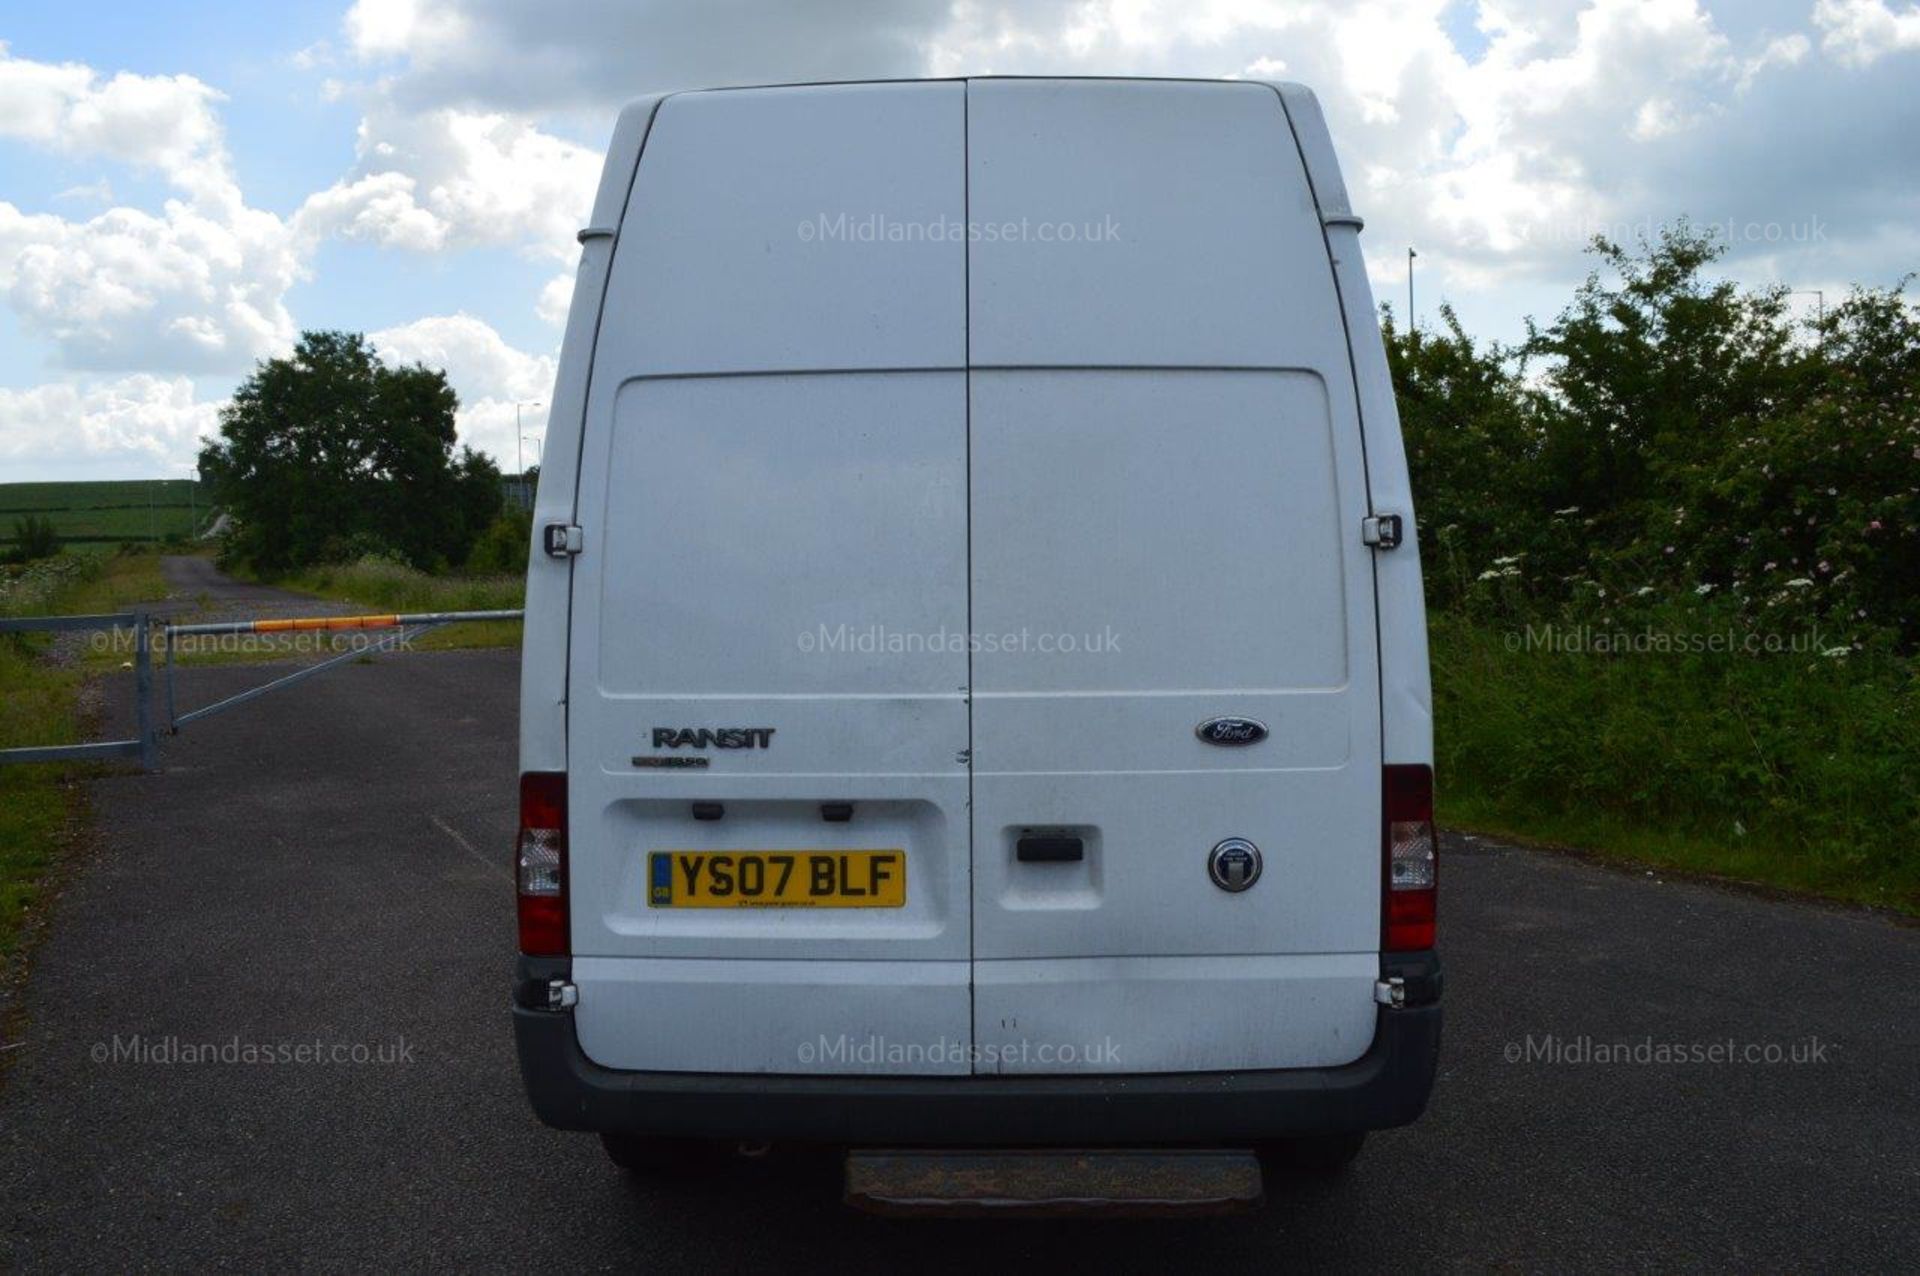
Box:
[1384,763,1436,951]
[517,772,568,955]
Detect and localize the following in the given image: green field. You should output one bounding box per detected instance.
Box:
[0,480,209,544]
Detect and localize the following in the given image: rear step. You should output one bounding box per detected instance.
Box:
[844,1149,1263,1217]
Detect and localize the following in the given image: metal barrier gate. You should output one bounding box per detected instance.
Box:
[1,609,522,771]
[0,611,161,769]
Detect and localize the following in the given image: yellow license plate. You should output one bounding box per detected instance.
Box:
[647,850,906,908]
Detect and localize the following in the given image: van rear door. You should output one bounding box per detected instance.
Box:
[565,84,973,1075]
[965,80,1384,1074]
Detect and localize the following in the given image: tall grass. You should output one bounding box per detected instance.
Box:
[274,556,523,651]
[286,556,524,613]
[1432,601,1920,911]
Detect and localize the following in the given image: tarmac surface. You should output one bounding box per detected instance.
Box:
[1,564,1915,1270]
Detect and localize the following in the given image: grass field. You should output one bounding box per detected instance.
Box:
[1,550,170,967]
[1430,606,1920,915]
[0,479,208,544]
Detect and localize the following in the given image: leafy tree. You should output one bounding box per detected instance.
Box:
[1522,222,1799,558]
[465,508,533,576]
[199,331,503,573]
[1388,227,1920,649]
[1385,304,1550,601]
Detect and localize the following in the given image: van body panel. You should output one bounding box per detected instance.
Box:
[533,78,1436,1095]
[566,85,972,1072]
[519,94,667,777]
[572,957,971,1075]
[966,79,1335,369]
[1265,80,1435,766]
[973,953,1381,1074]
[964,81,1383,1072]
[967,370,1381,977]
[614,82,966,377]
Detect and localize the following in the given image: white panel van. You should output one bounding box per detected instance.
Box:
[514,78,1440,1180]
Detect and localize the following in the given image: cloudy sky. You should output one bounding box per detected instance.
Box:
[2,0,1916,482]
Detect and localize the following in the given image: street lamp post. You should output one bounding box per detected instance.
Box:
[515,401,543,510]
[1407,246,1417,338]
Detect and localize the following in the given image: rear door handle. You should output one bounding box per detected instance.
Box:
[1016,835,1084,863]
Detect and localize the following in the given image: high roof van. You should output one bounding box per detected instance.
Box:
[513,77,1440,1196]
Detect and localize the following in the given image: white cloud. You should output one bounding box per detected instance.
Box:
[1813,0,1920,66]
[339,0,946,110]
[0,45,300,372]
[344,0,466,62]
[295,170,448,252]
[53,178,115,205]
[536,272,573,326]
[369,313,555,468]
[0,41,234,203]
[0,374,219,475]
[0,196,301,373]
[296,106,601,262]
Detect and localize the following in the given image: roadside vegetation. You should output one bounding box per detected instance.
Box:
[1396,226,1918,910]
[198,331,510,575]
[1,550,170,964]
[280,547,525,652]
[197,330,532,651]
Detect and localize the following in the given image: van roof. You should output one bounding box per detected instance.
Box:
[589,77,1358,238]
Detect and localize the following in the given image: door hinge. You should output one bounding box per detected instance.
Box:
[546,979,578,1010]
[1362,513,1404,550]
[543,523,584,558]
[1374,977,1406,1008]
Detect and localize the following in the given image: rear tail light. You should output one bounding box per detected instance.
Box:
[517,772,568,956]
[1384,763,1436,951]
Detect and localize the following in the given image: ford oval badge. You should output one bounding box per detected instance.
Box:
[1196,716,1269,746]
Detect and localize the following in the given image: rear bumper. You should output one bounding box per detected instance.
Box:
[512,954,1442,1145]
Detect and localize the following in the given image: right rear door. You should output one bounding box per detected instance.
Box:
[965,80,1384,1074]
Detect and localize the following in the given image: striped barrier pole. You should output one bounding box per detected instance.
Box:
[165,609,524,637]
[162,609,524,733]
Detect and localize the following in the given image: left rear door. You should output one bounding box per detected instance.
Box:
[565,83,975,1075]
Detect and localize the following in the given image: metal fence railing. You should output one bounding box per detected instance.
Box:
[0,611,158,770]
[1,608,521,771]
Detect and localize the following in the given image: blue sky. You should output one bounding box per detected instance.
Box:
[3,0,1917,481]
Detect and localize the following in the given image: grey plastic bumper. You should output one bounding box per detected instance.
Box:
[512,958,1441,1145]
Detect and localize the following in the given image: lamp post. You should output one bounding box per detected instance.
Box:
[515,401,542,509]
[1407,246,1417,338]
[522,433,544,500]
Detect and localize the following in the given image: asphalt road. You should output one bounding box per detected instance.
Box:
[153,554,352,621]
[158,552,291,605]
[2,586,1916,1269]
